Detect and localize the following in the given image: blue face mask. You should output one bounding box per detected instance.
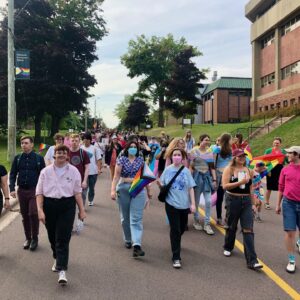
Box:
[128,147,137,156]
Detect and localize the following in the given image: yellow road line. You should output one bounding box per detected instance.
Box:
[198,208,300,300]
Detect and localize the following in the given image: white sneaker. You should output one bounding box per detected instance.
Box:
[51,260,58,272]
[193,222,203,231]
[88,201,94,206]
[172,260,181,269]
[223,250,231,257]
[286,261,296,274]
[58,271,68,285]
[296,240,300,254]
[204,224,214,235]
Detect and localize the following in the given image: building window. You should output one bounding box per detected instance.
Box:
[264,106,269,111]
[277,102,281,108]
[281,61,300,80]
[261,32,275,49]
[270,104,275,110]
[290,99,295,106]
[259,107,263,112]
[261,73,275,87]
[283,100,288,107]
[281,14,300,36]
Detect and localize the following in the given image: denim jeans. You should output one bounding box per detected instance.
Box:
[86,174,98,203]
[224,193,258,266]
[116,183,146,246]
[194,188,211,225]
[282,197,300,231]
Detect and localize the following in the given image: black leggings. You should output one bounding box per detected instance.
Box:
[216,185,225,219]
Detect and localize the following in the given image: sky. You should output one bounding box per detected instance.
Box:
[0,0,252,128]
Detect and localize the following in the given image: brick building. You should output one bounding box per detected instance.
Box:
[201,77,252,123]
[245,0,300,114]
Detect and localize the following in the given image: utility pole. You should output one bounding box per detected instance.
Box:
[7,0,16,162]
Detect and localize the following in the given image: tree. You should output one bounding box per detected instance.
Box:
[114,94,134,125]
[123,99,149,130]
[165,47,207,119]
[0,0,107,140]
[121,34,200,127]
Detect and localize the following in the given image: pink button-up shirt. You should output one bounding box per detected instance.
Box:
[36,163,82,198]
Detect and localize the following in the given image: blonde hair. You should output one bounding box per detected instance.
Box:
[70,133,80,139]
[164,137,185,159]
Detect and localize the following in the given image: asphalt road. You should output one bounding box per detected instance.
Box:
[0,169,299,300]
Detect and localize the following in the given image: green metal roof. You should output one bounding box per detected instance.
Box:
[202,77,252,96]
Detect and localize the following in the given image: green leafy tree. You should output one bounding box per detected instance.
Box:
[114,95,134,125]
[165,47,206,119]
[121,34,199,127]
[124,99,149,130]
[0,0,107,140]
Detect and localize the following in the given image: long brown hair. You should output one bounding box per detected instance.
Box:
[220,133,232,158]
[164,138,185,159]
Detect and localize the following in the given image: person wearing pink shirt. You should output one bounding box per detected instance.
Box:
[36,145,86,286]
[276,146,300,274]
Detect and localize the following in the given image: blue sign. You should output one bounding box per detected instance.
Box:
[15,50,30,80]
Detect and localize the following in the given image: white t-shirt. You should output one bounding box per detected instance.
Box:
[44,145,55,164]
[94,141,105,157]
[81,145,102,175]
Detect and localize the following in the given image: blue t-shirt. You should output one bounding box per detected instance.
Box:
[213,146,232,170]
[160,165,196,209]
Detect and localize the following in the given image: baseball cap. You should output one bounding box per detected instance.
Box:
[285,146,300,154]
[232,148,247,157]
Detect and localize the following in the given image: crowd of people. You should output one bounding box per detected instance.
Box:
[0,129,299,286]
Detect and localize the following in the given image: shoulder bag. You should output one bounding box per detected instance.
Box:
[158,166,184,203]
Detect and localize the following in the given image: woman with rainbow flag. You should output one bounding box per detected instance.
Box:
[111,141,153,258]
[264,137,287,209]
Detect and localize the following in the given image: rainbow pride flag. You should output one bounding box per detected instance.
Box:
[250,153,285,177]
[39,143,49,152]
[129,163,156,198]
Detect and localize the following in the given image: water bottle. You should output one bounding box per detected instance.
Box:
[238,171,246,189]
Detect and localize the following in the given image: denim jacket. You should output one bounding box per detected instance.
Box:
[193,170,214,193]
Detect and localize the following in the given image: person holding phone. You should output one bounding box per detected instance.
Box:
[222,148,263,270]
[36,145,86,286]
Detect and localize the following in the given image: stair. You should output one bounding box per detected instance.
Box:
[249,115,295,139]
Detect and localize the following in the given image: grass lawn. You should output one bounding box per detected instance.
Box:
[250,116,300,156]
[145,119,269,141]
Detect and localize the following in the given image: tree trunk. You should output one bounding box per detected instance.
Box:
[158,95,165,127]
[34,115,42,142]
[50,114,60,137]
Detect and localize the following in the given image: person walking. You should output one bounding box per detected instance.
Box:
[156,139,169,177]
[190,134,216,235]
[222,149,263,270]
[105,135,122,180]
[111,141,152,258]
[36,144,86,285]
[264,137,287,209]
[44,133,65,166]
[0,164,10,215]
[165,138,188,167]
[276,146,300,274]
[183,129,195,162]
[9,136,45,251]
[81,132,102,206]
[158,148,196,269]
[68,134,90,205]
[213,133,232,226]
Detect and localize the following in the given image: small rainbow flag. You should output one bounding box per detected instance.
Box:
[39,143,49,152]
[129,163,156,198]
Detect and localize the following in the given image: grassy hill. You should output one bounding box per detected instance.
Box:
[145,119,268,141]
[251,116,300,156]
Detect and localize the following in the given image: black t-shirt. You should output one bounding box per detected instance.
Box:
[0,165,8,201]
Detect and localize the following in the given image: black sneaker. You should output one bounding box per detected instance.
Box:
[29,239,38,251]
[125,242,132,249]
[133,246,145,258]
[248,262,263,270]
[23,239,31,250]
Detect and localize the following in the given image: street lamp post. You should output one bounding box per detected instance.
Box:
[211,95,214,126]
